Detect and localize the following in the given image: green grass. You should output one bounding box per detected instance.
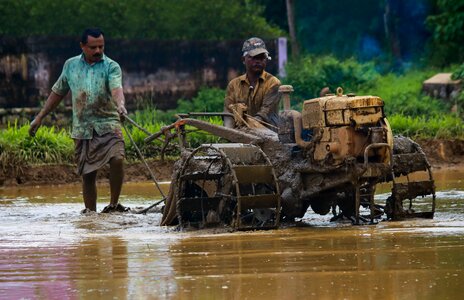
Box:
[0,121,74,174]
[0,113,228,169]
[389,114,464,139]
[358,68,463,139]
[358,70,452,117]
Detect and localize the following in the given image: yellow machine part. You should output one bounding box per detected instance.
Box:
[302,95,384,129]
[301,92,392,165]
[381,117,394,164]
[313,122,392,164]
[313,126,370,163]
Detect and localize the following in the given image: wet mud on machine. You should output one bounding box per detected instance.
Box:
[141,86,435,230]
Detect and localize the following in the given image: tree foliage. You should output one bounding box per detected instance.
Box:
[0,0,283,40]
[427,0,464,45]
[451,64,464,113]
[452,64,464,80]
[255,0,288,31]
[426,0,464,65]
[293,0,385,59]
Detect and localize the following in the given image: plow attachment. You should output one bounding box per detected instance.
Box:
[175,144,281,230]
[385,148,436,220]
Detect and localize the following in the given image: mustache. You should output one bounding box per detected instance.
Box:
[93,53,102,57]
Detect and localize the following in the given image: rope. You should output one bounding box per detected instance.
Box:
[122,120,167,213]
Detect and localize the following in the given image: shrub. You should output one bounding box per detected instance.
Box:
[176,87,226,113]
[284,55,379,102]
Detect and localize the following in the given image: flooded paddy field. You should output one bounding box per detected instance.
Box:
[1,169,463,299]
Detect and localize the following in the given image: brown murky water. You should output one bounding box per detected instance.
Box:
[1,169,463,299]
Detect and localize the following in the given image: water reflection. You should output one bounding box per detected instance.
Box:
[0,237,130,299]
[0,168,463,299]
[76,238,129,299]
[167,225,464,299]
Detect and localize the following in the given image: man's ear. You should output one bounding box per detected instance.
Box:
[241,56,245,65]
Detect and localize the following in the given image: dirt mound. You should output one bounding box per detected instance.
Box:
[0,160,174,187]
[416,138,464,167]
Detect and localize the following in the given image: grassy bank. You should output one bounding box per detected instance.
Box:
[1,111,462,169]
[0,110,225,172]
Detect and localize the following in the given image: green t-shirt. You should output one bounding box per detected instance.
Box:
[52,54,122,139]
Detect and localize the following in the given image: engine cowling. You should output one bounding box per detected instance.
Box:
[300,89,393,165]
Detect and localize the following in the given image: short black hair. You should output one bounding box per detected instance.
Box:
[81,28,104,44]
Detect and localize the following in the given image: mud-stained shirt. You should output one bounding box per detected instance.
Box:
[52,54,122,139]
[224,71,281,125]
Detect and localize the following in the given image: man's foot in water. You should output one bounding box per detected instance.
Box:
[81,208,95,214]
[101,203,131,213]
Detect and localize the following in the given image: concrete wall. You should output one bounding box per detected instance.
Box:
[0,37,285,111]
[422,73,462,101]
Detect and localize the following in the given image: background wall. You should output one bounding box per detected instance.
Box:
[0,37,282,111]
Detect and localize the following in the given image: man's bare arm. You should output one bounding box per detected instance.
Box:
[29,91,65,136]
[111,87,127,120]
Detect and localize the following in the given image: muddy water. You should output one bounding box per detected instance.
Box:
[1,169,464,299]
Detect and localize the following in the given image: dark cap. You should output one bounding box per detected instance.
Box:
[242,37,269,57]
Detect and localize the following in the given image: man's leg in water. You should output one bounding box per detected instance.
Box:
[82,170,98,211]
[109,156,124,206]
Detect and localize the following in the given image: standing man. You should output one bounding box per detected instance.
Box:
[223,37,281,129]
[29,28,129,214]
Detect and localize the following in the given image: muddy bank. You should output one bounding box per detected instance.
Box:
[0,160,174,187]
[417,138,464,166]
[1,139,463,187]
